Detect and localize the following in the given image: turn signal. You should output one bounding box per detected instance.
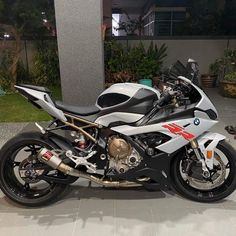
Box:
[207,150,213,159]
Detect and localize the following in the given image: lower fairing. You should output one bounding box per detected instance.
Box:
[105,136,177,190]
[111,118,218,154]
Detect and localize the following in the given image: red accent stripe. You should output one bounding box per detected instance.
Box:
[162,124,182,134]
[171,123,183,129]
[162,123,195,140]
[179,131,195,140]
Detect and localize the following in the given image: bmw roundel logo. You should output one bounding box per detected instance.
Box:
[194,118,200,126]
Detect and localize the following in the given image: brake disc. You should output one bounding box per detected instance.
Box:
[186,154,226,190]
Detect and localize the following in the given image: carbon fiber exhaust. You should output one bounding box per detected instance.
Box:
[37,148,141,188]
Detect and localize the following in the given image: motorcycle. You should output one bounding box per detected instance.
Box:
[0,59,236,207]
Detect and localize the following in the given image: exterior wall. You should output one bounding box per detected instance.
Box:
[55,0,104,105]
[0,40,38,69]
[1,37,235,86]
[116,38,236,74]
[103,0,112,36]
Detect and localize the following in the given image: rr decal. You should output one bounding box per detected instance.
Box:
[162,123,195,140]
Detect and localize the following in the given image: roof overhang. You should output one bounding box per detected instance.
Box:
[112,0,152,15]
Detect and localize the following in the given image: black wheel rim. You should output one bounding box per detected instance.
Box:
[177,145,235,199]
[2,140,58,200]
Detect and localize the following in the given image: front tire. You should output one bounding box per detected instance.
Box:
[0,132,67,207]
[171,140,236,202]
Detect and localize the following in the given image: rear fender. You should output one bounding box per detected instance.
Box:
[46,132,76,153]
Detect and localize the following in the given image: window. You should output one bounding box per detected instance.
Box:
[143,10,186,36]
[143,12,155,36]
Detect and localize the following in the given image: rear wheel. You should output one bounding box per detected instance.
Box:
[0,132,67,207]
[171,140,236,202]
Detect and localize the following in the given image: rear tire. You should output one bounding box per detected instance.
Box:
[0,132,68,207]
[171,140,236,202]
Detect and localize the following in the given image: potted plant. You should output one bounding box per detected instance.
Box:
[134,42,167,87]
[201,60,219,88]
[220,72,236,98]
[104,41,167,88]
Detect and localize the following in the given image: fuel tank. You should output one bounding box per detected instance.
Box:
[94,83,160,127]
[96,83,160,113]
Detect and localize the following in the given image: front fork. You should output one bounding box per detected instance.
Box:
[190,132,226,177]
[190,139,211,178]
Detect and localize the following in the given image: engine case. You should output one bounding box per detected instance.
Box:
[107,136,142,173]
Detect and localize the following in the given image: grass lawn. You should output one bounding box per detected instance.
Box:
[0,86,62,122]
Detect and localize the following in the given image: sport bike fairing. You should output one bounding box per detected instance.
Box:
[112,118,218,154]
[14,77,222,156]
[15,77,220,157]
[178,76,217,115]
[14,85,67,122]
[111,76,220,154]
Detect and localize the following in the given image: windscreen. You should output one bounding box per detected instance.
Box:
[163,60,201,87]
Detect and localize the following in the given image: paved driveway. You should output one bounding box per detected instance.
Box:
[0,89,236,236]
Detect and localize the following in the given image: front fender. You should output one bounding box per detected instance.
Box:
[197,132,226,169]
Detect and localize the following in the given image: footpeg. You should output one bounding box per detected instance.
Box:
[65,150,97,172]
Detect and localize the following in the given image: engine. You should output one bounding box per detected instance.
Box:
[107,136,142,173]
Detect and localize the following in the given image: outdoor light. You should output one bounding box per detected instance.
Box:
[43,19,48,23]
[4,33,10,38]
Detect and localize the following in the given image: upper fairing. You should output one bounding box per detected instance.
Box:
[178,76,218,118]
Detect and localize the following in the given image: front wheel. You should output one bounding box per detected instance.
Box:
[0,132,68,207]
[171,140,236,202]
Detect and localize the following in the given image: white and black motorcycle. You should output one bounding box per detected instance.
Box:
[0,60,236,207]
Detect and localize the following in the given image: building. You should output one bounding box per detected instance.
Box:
[142,0,187,36]
[111,0,227,36]
[112,0,187,36]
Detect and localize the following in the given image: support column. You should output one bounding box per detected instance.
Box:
[54,0,104,105]
[103,0,112,37]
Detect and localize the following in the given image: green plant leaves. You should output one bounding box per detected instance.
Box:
[104,40,167,83]
[225,72,236,81]
[211,48,236,82]
[31,42,60,86]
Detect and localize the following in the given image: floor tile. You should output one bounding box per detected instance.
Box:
[73,198,115,236]
[153,207,236,236]
[115,207,155,236]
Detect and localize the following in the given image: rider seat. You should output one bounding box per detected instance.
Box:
[55,101,100,116]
